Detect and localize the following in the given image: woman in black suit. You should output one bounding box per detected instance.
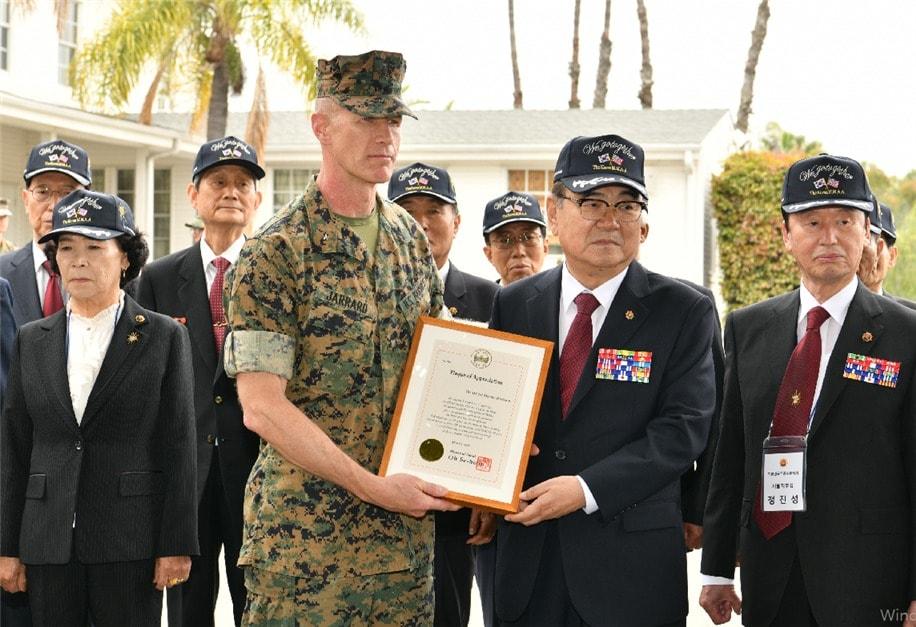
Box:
[0,190,198,627]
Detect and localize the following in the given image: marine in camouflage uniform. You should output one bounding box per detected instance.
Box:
[224,50,450,626]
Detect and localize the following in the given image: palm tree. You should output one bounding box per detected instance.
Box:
[70,0,363,140]
[568,0,582,109]
[736,0,771,133]
[592,0,612,108]
[636,0,652,109]
[508,0,523,109]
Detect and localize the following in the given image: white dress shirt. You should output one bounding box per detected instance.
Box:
[32,240,51,309]
[67,291,125,424]
[438,259,451,286]
[557,263,630,516]
[200,235,246,293]
[700,277,858,586]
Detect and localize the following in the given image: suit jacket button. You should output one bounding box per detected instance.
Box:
[214,395,223,405]
[207,434,216,445]
[75,440,82,451]
[554,449,566,460]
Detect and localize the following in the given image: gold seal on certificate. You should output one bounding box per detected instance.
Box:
[379,316,552,514]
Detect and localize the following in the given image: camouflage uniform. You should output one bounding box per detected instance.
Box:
[224,177,443,625]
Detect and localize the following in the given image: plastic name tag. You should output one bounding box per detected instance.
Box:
[761,435,807,512]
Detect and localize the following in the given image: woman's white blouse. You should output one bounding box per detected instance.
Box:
[67,292,125,424]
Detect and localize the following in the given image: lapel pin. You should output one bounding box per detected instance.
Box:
[134,314,146,324]
[862,331,873,343]
[127,331,141,345]
[625,310,635,320]
[448,306,458,316]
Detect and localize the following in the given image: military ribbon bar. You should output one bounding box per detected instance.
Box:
[596,348,652,383]
[842,353,900,389]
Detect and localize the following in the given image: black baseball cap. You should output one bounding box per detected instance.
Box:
[23,140,92,187]
[192,136,265,183]
[482,192,546,235]
[870,202,897,245]
[781,154,873,215]
[388,162,457,205]
[554,134,647,198]
[38,190,136,243]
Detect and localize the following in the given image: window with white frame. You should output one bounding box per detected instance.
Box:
[153,169,171,258]
[273,168,317,212]
[57,1,78,85]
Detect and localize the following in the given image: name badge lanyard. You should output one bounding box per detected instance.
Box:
[760,400,815,513]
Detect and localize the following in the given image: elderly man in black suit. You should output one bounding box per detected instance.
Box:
[388,162,499,626]
[136,136,264,627]
[0,140,92,327]
[701,154,916,626]
[489,133,716,626]
[858,202,916,309]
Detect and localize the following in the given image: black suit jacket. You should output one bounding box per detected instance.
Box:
[443,262,499,322]
[0,278,14,407]
[0,297,198,564]
[136,245,259,521]
[0,244,47,326]
[490,262,716,625]
[702,284,916,626]
[677,280,725,525]
[438,263,499,538]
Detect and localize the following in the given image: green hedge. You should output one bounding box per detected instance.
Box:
[713,151,802,311]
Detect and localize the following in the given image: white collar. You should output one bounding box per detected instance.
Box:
[200,234,246,267]
[67,290,125,322]
[438,259,451,285]
[560,263,629,314]
[798,276,858,326]
[32,239,48,274]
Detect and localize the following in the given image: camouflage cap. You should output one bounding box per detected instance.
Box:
[316,50,417,120]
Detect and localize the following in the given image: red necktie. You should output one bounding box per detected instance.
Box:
[210,257,230,354]
[753,305,830,540]
[41,260,64,317]
[560,292,600,418]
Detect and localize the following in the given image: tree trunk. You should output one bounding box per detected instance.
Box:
[245,66,269,164]
[139,59,168,125]
[207,59,230,140]
[568,0,581,109]
[592,0,612,108]
[735,0,771,133]
[508,0,523,109]
[636,0,653,109]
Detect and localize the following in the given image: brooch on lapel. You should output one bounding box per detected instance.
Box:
[596,348,652,383]
[843,353,899,388]
[861,331,873,343]
[127,331,141,345]
[624,310,635,320]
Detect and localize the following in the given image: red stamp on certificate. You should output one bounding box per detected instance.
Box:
[475,456,492,472]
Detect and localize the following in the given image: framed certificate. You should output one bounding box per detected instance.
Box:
[379,316,553,514]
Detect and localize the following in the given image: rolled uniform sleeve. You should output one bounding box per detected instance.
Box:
[224,234,299,380]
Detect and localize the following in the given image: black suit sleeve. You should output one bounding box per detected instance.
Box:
[1,332,30,557]
[681,305,725,524]
[154,323,198,556]
[700,312,746,578]
[134,270,157,311]
[579,294,716,518]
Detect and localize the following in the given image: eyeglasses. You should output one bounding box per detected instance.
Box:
[556,195,646,223]
[491,231,544,250]
[29,186,77,204]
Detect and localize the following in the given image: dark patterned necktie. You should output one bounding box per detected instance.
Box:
[753,305,830,540]
[559,292,600,418]
[210,257,230,353]
[42,260,64,317]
